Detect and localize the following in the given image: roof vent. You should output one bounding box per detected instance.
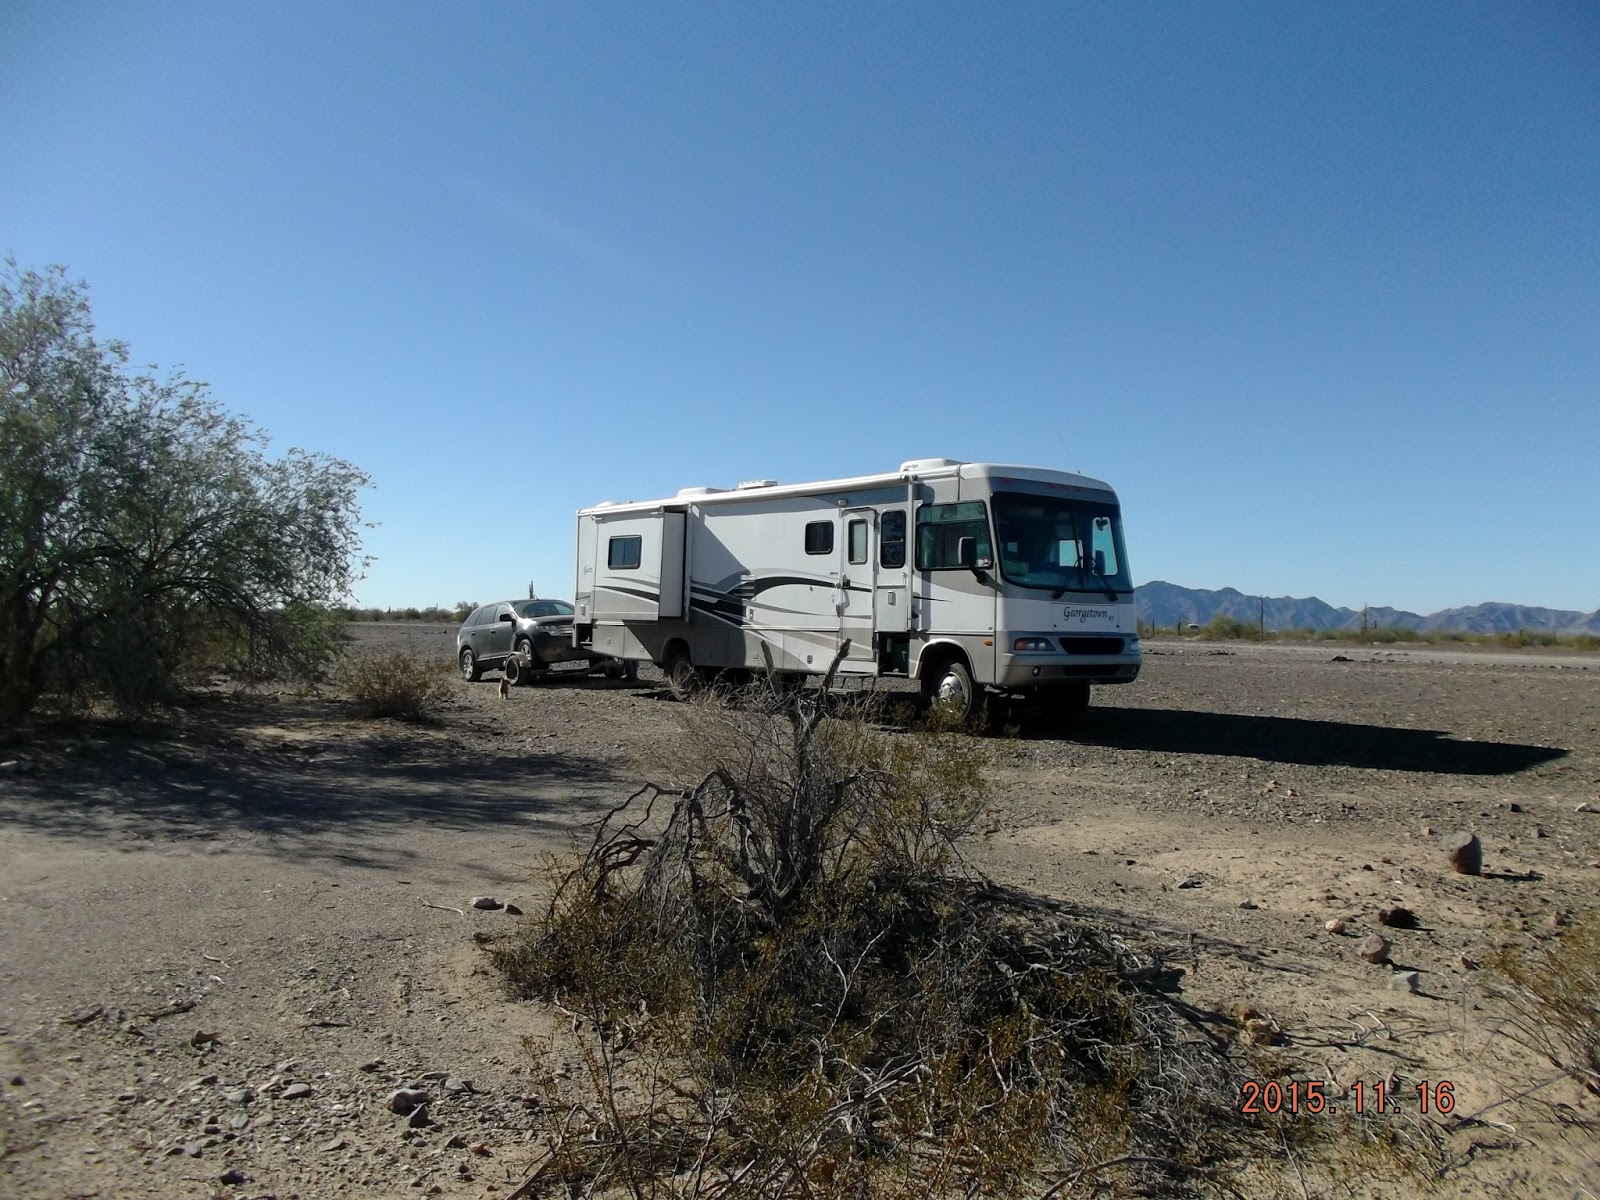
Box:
[898,457,963,473]
[593,500,621,508]
[676,486,727,497]
[736,479,777,489]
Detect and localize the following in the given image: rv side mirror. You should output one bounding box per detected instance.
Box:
[957,536,977,568]
[1093,549,1106,576]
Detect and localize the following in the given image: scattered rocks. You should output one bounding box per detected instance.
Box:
[321,1135,348,1152]
[443,1076,474,1094]
[1358,934,1391,964]
[1446,831,1482,875]
[1324,918,1347,935]
[407,1103,433,1129]
[387,1088,431,1116]
[190,1029,220,1048]
[218,1167,250,1185]
[1237,899,1258,910]
[470,896,503,910]
[1388,970,1420,994]
[359,1058,385,1073]
[503,902,524,916]
[224,1087,253,1105]
[1177,875,1203,889]
[280,1082,314,1099]
[1506,802,1524,813]
[1377,906,1418,929]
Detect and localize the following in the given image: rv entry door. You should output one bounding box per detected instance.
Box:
[838,509,877,673]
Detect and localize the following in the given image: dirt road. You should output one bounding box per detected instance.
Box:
[2,628,1597,1198]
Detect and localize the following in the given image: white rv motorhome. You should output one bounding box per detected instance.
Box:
[572,458,1140,721]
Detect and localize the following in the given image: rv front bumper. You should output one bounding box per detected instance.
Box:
[994,634,1142,688]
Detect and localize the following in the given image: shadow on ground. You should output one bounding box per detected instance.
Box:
[0,697,628,863]
[1003,705,1567,776]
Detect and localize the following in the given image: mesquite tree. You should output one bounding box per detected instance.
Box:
[0,260,370,723]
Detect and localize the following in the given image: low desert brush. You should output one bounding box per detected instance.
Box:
[339,647,453,720]
[493,654,1283,1199]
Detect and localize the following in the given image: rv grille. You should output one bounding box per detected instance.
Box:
[1059,636,1125,656]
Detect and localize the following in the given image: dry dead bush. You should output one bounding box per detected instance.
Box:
[494,654,1287,1200]
[1486,910,1600,1110]
[338,647,453,720]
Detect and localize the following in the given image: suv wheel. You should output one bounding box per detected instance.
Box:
[459,647,481,682]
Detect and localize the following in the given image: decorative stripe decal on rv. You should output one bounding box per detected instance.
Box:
[596,584,661,604]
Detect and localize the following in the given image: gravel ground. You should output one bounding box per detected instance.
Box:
[1,626,1597,1198]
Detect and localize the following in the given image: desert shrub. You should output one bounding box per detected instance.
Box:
[1198,614,1252,640]
[339,648,454,720]
[0,261,369,724]
[494,658,1265,1199]
[1487,911,1600,1102]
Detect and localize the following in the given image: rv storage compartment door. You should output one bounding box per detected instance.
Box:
[591,510,685,622]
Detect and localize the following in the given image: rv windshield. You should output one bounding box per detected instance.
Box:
[992,492,1132,596]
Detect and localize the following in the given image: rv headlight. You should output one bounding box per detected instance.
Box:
[1013,637,1054,652]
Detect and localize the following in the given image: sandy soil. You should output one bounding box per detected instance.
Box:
[2,626,1597,1199]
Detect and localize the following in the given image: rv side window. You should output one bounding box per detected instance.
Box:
[847,519,868,565]
[804,521,834,555]
[607,535,643,570]
[915,502,992,570]
[879,510,906,568]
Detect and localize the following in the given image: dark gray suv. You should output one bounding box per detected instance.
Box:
[456,599,634,684]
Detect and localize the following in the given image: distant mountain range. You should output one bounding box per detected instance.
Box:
[1134,581,1600,635]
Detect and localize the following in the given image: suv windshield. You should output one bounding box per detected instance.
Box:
[514,599,575,618]
[992,492,1132,596]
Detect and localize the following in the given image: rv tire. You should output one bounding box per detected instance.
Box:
[663,648,699,702]
[922,657,979,726]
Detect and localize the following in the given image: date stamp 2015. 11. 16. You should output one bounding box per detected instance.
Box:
[1238,1079,1455,1117]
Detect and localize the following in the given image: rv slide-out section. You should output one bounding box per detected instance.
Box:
[573,459,1141,716]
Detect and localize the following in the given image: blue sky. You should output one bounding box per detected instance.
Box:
[4,2,1597,615]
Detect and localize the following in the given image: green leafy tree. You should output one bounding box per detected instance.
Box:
[0,260,370,723]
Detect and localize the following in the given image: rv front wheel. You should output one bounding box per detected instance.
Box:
[922,659,978,725]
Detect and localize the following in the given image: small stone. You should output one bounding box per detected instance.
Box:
[0,759,36,775]
[8,1076,22,1087]
[280,1083,313,1099]
[470,896,503,910]
[1237,899,1257,910]
[358,1058,385,1073]
[446,1133,469,1149]
[1420,825,1434,836]
[1358,934,1391,964]
[1177,875,1203,889]
[1325,919,1347,935]
[229,1113,249,1130]
[116,1090,137,1102]
[1389,970,1420,993]
[218,1167,249,1184]
[1506,802,1523,813]
[1534,824,1547,838]
[1459,955,1480,971]
[182,1142,204,1158]
[503,903,523,916]
[1377,906,1417,929]
[407,1103,433,1129]
[224,1088,253,1105]
[321,1136,347,1152]
[387,1088,430,1116]
[1446,832,1482,875]
[1546,911,1569,932]
[1576,802,1594,813]
[443,1077,473,1094]
[190,1029,220,1048]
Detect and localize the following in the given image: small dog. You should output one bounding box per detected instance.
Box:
[497,676,510,699]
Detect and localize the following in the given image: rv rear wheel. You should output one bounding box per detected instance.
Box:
[664,650,699,702]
